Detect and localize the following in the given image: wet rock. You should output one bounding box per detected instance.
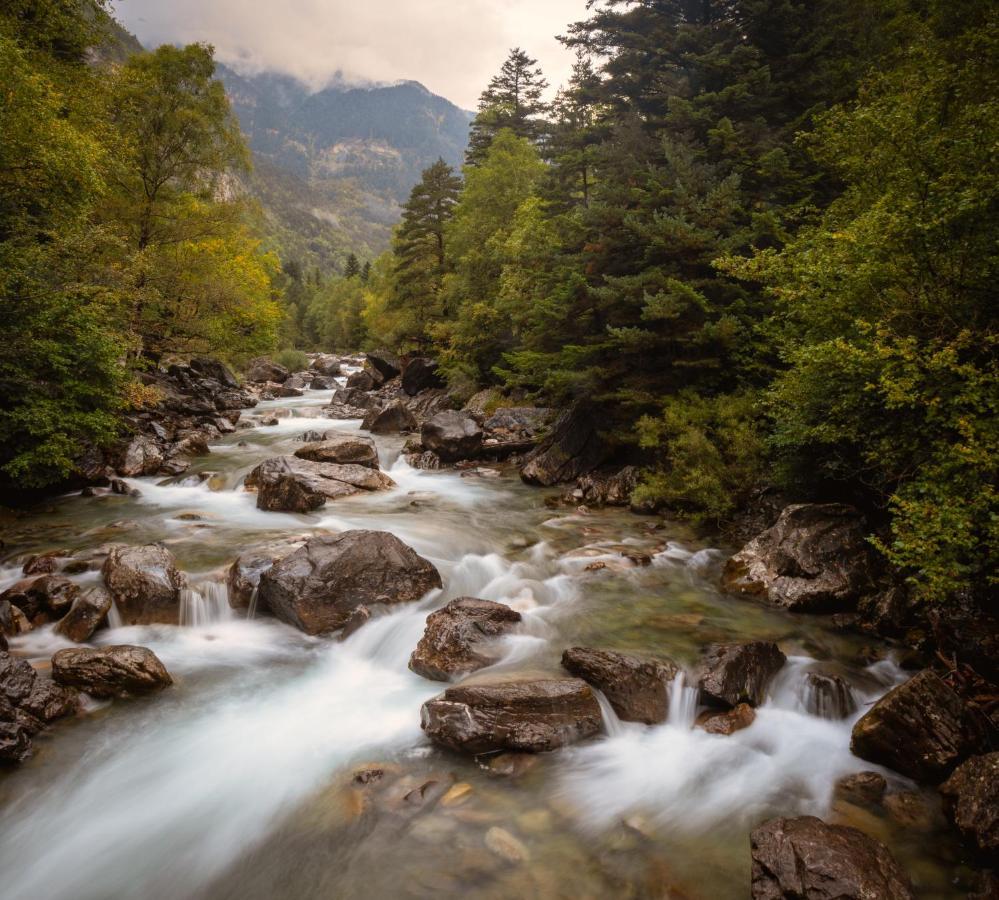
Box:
[101,543,186,625]
[484,752,540,779]
[801,671,856,719]
[834,771,888,808]
[245,456,394,512]
[403,358,445,396]
[561,647,679,724]
[723,503,875,612]
[340,605,372,639]
[362,401,418,434]
[0,601,30,638]
[365,351,401,381]
[52,645,173,698]
[420,411,483,463]
[258,531,442,635]
[310,355,342,377]
[520,403,609,487]
[54,586,112,642]
[0,721,32,764]
[697,641,786,708]
[22,552,62,575]
[850,670,984,783]
[1,652,77,762]
[308,376,334,390]
[0,575,80,623]
[696,703,757,735]
[409,598,522,681]
[750,816,914,899]
[331,387,381,411]
[939,752,999,858]
[485,826,530,863]
[406,450,444,471]
[246,357,289,383]
[421,678,602,755]
[293,434,379,469]
[883,791,935,831]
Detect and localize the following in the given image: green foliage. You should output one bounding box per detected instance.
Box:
[273,348,309,372]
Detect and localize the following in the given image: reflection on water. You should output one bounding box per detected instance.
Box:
[0,386,965,899]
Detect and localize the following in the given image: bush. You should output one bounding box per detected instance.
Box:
[273,348,309,372]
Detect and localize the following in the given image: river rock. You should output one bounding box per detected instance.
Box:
[561,647,679,724]
[750,816,914,899]
[189,356,240,389]
[0,600,29,638]
[226,538,307,610]
[117,434,165,477]
[0,721,32,764]
[52,645,172,698]
[332,387,380,411]
[362,401,418,434]
[293,435,379,469]
[698,641,786,708]
[850,670,984,783]
[245,456,394,512]
[258,531,442,635]
[409,598,522,681]
[102,543,186,625]
[420,678,602,754]
[346,369,379,391]
[520,403,609,486]
[53,586,112,642]
[939,752,999,857]
[421,411,483,463]
[246,357,289,383]
[310,355,341,377]
[834,771,888,808]
[0,575,80,624]
[366,351,402,381]
[403,358,445,396]
[723,503,875,612]
[1,651,77,762]
[696,703,757,735]
[564,467,639,507]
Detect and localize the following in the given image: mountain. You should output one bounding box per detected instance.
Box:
[216,65,473,271]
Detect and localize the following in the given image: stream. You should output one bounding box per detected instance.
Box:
[0,378,967,899]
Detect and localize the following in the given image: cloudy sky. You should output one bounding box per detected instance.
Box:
[111,0,591,109]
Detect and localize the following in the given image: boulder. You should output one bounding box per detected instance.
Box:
[22,552,62,575]
[850,670,984,782]
[0,721,32,764]
[561,647,679,724]
[0,576,80,624]
[421,678,602,755]
[366,351,402,381]
[834,771,888,808]
[52,645,172,698]
[750,816,913,900]
[409,598,522,681]
[0,600,30,639]
[362,402,418,434]
[310,376,336,390]
[310,355,342,376]
[346,369,378,392]
[293,434,379,469]
[402,358,445,396]
[189,357,240,389]
[257,531,442,635]
[1,651,77,762]
[520,403,609,486]
[698,641,786,708]
[244,456,394,512]
[331,387,381,411]
[420,411,484,463]
[101,543,186,626]
[54,586,112,642]
[939,753,999,857]
[722,504,874,612]
[482,407,551,440]
[275,384,304,398]
[246,357,289,383]
[696,703,757,735]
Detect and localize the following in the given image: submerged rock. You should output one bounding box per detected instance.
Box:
[293,434,379,469]
[519,403,609,487]
[850,670,984,782]
[420,411,484,463]
[939,752,999,857]
[750,816,913,899]
[409,598,522,681]
[52,645,172,698]
[53,586,112,642]
[723,503,874,612]
[101,544,186,625]
[561,647,679,724]
[245,456,394,512]
[258,531,442,635]
[697,641,786,708]
[420,678,602,754]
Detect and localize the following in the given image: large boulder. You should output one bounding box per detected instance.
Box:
[226,537,307,610]
[0,575,80,625]
[244,456,394,512]
[310,355,342,377]
[293,434,379,469]
[850,670,984,783]
[420,411,484,463]
[698,641,786,708]
[421,678,602,755]
[246,357,289,384]
[257,531,442,635]
[365,351,401,381]
[189,357,240,389]
[723,504,875,612]
[54,586,112,642]
[52,645,172,698]
[117,434,165,477]
[101,544,186,625]
[750,816,914,900]
[561,647,679,725]
[346,369,379,392]
[402,358,445,396]
[331,387,381,411]
[520,403,609,486]
[939,752,999,858]
[362,402,418,435]
[409,598,522,681]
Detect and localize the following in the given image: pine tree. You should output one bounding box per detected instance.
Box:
[466,48,549,166]
[360,260,371,284]
[343,253,360,278]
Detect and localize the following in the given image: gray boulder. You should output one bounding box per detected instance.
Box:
[293,434,379,469]
[244,456,394,512]
[421,410,483,463]
[362,402,418,434]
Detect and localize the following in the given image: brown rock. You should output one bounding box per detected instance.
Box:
[52,645,173,698]
[362,401,418,434]
[245,456,394,512]
[939,752,999,858]
[520,403,609,487]
[53,586,112,642]
[696,703,757,735]
[409,598,522,681]
[561,647,679,724]
[293,434,379,468]
[698,641,786,708]
[834,771,888,808]
[0,575,80,623]
[102,544,186,625]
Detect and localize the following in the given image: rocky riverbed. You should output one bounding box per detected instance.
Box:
[0,355,994,899]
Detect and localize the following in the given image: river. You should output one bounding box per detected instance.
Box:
[0,378,966,898]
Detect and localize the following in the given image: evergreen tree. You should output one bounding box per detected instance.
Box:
[360,260,371,284]
[344,252,361,278]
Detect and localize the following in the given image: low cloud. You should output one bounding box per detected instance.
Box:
[111,0,589,109]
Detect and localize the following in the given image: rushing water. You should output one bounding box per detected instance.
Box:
[0,382,969,899]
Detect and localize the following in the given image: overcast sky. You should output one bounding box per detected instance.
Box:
[111,0,591,110]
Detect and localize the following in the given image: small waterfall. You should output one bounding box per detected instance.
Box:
[106,600,124,630]
[180,582,235,627]
[667,671,699,729]
[594,690,627,737]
